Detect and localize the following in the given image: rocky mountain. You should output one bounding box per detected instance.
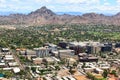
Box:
[0,6,120,25]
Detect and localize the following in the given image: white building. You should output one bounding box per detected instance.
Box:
[95,68,103,74]
[8,62,19,67]
[0,63,6,67]
[13,67,20,73]
[1,48,10,52]
[4,55,14,61]
[58,49,75,58]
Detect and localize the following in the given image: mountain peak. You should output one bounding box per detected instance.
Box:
[40,6,47,10]
[115,12,120,16]
[82,13,104,18]
[28,6,56,16]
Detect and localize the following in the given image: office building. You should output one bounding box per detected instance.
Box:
[34,47,50,58]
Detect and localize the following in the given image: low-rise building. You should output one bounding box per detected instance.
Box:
[95,68,103,74]
[3,68,12,71]
[4,55,14,61]
[84,67,94,73]
[43,57,55,64]
[8,62,19,67]
[66,58,76,65]
[0,63,6,68]
[33,58,43,65]
[13,67,20,73]
[1,48,10,52]
[79,56,98,62]
[58,50,75,58]
[99,64,110,70]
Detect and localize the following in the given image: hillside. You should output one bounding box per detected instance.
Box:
[0,6,120,25]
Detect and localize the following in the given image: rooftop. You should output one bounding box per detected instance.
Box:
[13,67,20,73]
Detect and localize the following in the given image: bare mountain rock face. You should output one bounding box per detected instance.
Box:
[0,6,120,26]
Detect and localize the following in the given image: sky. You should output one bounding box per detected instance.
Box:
[0,0,120,14]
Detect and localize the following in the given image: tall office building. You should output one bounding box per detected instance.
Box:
[34,47,50,58]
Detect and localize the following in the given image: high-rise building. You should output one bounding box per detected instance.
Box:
[101,43,112,52]
[86,45,101,54]
[58,42,68,49]
[115,42,120,48]
[34,47,50,58]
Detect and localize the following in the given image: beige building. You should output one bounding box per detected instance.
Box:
[43,57,55,64]
[84,68,94,73]
[66,58,76,65]
[33,58,43,65]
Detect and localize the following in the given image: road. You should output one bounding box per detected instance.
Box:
[11,50,33,79]
[12,51,24,70]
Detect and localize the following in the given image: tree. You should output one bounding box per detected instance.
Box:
[73,62,77,68]
[86,73,98,80]
[31,67,36,72]
[82,62,86,68]
[69,66,76,74]
[110,70,118,77]
[3,71,14,78]
[17,70,26,76]
[55,66,60,70]
[102,69,109,78]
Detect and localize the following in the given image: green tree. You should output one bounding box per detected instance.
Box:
[102,70,109,78]
[55,66,60,70]
[69,66,76,74]
[31,67,36,72]
[73,62,77,68]
[82,62,86,68]
[86,73,98,80]
[3,71,14,78]
[110,70,118,77]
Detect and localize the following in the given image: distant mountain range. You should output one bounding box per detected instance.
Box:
[0,11,114,16]
[56,12,83,15]
[0,11,15,16]
[0,6,120,25]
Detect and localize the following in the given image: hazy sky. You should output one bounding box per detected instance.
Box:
[0,0,120,14]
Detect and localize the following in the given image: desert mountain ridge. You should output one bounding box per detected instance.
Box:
[0,6,120,26]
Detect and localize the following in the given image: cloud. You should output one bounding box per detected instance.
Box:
[0,0,7,9]
[0,0,119,14]
[103,2,110,5]
[0,0,6,3]
[117,0,120,6]
[117,0,120,3]
[11,0,20,3]
[55,0,99,5]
